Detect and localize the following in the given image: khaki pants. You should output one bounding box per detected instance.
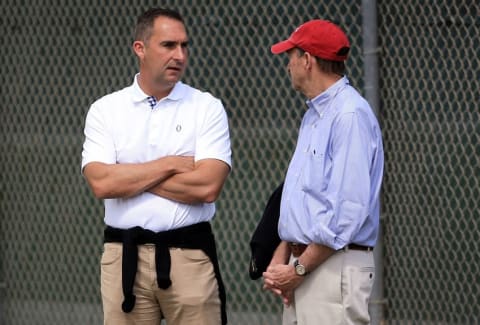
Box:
[101,243,221,325]
[283,249,375,325]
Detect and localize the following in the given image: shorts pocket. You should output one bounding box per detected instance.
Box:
[101,243,122,266]
[180,248,209,263]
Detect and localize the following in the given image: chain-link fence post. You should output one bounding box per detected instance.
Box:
[362,1,386,324]
[0,280,5,325]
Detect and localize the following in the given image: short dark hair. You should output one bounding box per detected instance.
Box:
[316,57,346,75]
[296,47,346,76]
[134,8,184,44]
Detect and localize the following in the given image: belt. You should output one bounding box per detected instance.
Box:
[288,242,373,257]
[345,243,374,252]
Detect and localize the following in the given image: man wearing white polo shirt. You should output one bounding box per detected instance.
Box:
[81,7,231,325]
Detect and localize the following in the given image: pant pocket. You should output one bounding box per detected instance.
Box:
[341,265,375,325]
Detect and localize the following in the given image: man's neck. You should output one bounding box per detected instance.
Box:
[137,73,175,100]
[305,73,342,99]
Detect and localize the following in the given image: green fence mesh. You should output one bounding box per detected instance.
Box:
[379,1,480,324]
[1,1,479,324]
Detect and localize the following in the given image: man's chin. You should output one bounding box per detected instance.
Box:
[166,73,183,83]
[160,76,181,85]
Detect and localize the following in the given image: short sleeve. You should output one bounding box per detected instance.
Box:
[81,102,117,172]
[194,98,232,168]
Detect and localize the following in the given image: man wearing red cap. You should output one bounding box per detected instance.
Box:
[262,20,384,324]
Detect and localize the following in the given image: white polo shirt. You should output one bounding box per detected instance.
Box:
[81,75,232,232]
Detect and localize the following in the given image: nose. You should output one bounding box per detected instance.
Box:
[173,45,187,61]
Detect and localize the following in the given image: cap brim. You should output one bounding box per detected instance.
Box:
[271,40,295,54]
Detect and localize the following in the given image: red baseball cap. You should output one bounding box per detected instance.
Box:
[271,20,350,61]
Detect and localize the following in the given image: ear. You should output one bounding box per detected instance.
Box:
[132,40,145,59]
[304,52,314,70]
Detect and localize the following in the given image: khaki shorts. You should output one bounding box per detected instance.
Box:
[101,243,221,325]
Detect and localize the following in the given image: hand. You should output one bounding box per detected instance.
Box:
[282,289,294,306]
[262,264,304,306]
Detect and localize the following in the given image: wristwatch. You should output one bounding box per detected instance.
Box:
[294,259,307,276]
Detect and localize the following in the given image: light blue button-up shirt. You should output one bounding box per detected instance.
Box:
[278,76,384,250]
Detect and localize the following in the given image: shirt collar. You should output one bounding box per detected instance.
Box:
[131,73,185,104]
[306,76,349,114]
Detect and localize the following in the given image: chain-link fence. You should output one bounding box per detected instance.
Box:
[379,2,480,324]
[1,1,479,324]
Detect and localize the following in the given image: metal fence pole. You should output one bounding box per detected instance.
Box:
[0,281,5,324]
[361,1,386,324]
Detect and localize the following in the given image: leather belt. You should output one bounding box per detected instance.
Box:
[288,242,373,257]
[345,243,374,252]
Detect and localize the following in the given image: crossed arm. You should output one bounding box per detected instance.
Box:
[147,158,230,204]
[83,156,230,204]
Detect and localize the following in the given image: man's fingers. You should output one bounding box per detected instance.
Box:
[263,284,282,296]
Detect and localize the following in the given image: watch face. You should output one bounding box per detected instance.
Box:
[295,262,306,276]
